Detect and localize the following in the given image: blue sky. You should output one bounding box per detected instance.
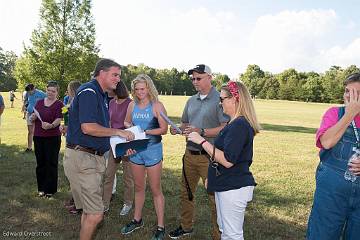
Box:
[1,0,360,78]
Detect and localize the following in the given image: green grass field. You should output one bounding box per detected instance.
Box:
[0,92,333,239]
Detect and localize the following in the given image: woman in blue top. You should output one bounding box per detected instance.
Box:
[188,81,260,240]
[121,74,168,240]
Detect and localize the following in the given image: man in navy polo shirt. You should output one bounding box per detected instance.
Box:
[63,58,135,240]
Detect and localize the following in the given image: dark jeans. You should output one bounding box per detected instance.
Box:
[33,136,61,194]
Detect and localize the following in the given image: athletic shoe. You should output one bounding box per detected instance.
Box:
[169,226,193,239]
[151,226,165,240]
[119,203,132,216]
[121,219,144,235]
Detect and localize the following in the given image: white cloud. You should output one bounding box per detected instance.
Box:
[248,9,338,72]
[2,1,360,78]
[93,1,244,77]
[318,38,360,69]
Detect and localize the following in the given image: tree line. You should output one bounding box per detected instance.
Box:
[0,0,358,104]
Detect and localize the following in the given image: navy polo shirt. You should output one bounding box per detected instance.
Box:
[207,117,256,192]
[66,79,110,153]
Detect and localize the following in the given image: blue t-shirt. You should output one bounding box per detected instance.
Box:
[207,117,256,192]
[0,94,4,108]
[131,102,161,144]
[63,95,70,105]
[66,79,110,153]
[26,89,46,113]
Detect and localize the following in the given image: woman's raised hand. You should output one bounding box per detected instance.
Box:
[345,88,360,118]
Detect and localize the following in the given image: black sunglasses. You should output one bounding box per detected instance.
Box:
[191,77,203,82]
[219,96,231,103]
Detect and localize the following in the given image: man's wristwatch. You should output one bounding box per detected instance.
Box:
[200,128,205,137]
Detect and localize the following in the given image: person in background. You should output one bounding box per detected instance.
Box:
[61,80,82,215]
[188,81,260,240]
[103,80,134,215]
[30,81,63,198]
[60,81,81,136]
[63,58,134,240]
[121,74,168,240]
[307,72,360,239]
[22,90,28,119]
[9,90,17,108]
[169,64,228,240]
[0,93,5,147]
[24,84,46,152]
[63,91,70,105]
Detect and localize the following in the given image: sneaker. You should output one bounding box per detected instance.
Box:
[121,219,144,235]
[169,226,193,239]
[68,205,83,215]
[38,192,45,197]
[24,148,33,153]
[103,206,110,213]
[119,203,132,216]
[44,194,53,199]
[151,226,165,240]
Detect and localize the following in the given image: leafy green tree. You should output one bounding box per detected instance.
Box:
[302,74,323,102]
[240,64,265,98]
[277,68,306,101]
[14,0,99,95]
[321,66,344,103]
[213,73,230,90]
[0,47,18,91]
[258,72,279,99]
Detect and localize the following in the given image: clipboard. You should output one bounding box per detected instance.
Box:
[110,126,149,158]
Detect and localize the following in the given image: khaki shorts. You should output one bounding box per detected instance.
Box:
[63,147,106,214]
[26,112,33,126]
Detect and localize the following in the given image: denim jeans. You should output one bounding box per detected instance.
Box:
[307,162,360,239]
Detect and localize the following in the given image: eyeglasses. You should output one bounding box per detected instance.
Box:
[191,77,203,82]
[219,96,231,103]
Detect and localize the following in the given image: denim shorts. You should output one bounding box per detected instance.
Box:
[129,142,163,167]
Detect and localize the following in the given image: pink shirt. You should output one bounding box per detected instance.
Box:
[316,106,360,149]
[109,98,131,129]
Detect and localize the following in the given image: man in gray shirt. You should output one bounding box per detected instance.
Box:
[169,64,228,240]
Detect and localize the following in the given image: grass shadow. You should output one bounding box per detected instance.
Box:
[261,123,317,134]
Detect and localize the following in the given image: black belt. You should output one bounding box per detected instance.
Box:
[189,149,208,155]
[66,144,104,156]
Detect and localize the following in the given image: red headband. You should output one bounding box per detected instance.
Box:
[227,81,239,101]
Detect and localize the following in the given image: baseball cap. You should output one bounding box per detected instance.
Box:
[188,64,212,75]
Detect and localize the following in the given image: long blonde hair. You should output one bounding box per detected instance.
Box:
[131,74,159,103]
[221,81,261,135]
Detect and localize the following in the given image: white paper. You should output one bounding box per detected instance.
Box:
[33,108,43,123]
[110,126,148,156]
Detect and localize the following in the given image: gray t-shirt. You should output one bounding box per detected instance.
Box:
[181,86,229,151]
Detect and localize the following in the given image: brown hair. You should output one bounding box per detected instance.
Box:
[114,81,129,99]
[344,72,360,86]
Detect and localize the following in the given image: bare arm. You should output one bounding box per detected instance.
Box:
[320,88,360,149]
[0,106,4,116]
[81,123,134,140]
[145,101,168,135]
[183,122,227,137]
[187,132,233,168]
[124,101,135,128]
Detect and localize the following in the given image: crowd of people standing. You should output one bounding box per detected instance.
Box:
[7,58,360,240]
